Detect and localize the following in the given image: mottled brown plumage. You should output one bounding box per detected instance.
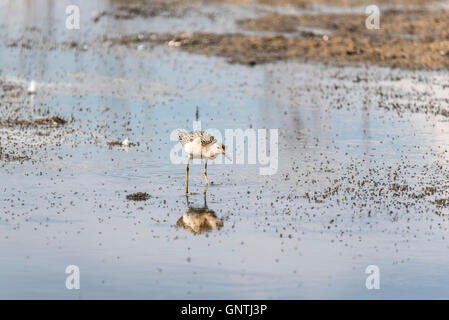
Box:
[178,130,216,147]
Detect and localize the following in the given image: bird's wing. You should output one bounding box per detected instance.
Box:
[178,130,191,146]
[178,130,216,146]
[195,131,216,146]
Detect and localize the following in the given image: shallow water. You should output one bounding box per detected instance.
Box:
[1,0,449,299]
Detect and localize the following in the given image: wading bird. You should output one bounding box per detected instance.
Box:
[178,130,229,194]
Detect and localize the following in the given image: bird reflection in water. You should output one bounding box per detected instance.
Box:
[176,190,224,234]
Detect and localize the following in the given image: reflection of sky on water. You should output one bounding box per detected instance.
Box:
[1,0,449,299]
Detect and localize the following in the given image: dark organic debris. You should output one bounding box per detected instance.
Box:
[107,139,138,148]
[435,198,449,208]
[0,116,68,128]
[0,147,30,162]
[126,192,151,201]
[92,0,190,22]
[0,80,23,99]
[379,102,449,118]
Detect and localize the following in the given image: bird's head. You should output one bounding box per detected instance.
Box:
[214,142,225,154]
[212,143,231,161]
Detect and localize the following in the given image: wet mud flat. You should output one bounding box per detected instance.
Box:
[1,0,449,299]
[0,116,68,128]
[126,192,151,201]
[104,0,449,69]
[0,78,90,164]
[0,80,65,162]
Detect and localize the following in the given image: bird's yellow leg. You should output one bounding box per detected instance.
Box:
[185,193,190,208]
[185,158,190,194]
[204,160,209,186]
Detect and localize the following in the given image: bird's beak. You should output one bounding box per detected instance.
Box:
[224,153,232,161]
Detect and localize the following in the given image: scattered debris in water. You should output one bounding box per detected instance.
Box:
[92,0,190,22]
[0,145,30,162]
[0,151,30,162]
[0,116,68,128]
[126,192,151,201]
[434,198,449,208]
[107,138,137,148]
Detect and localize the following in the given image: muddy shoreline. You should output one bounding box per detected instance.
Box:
[96,2,449,70]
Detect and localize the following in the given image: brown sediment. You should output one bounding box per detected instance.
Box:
[107,140,138,147]
[0,80,23,99]
[93,0,434,25]
[0,116,68,128]
[0,147,30,162]
[238,0,430,5]
[149,31,449,69]
[100,1,449,69]
[237,9,449,38]
[143,5,449,69]
[379,102,449,118]
[435,198,449,208]
[106,33,160,46]
[0,153,30,162]
[107,141,125,147]
[179,0,431,7]
[236,9,449,69]
[126,192,151,201]
[92,0,192,22]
